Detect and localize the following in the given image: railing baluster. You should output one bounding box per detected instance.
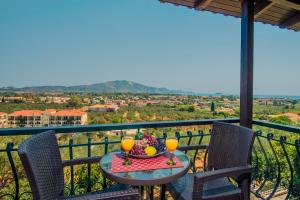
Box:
[103,136,108,189]
[295,139,300,198]
[6,143,19,200]
[175,131,180,141]
[69,139,75,195]
[104,136,108,154]
[185,131,192,154]
[265,133,281,199]
[251,145,259,182]
[255,131,270,197]
[193,130,204,172]
[202,131,209,172]
[163,132,167,141]
[296,139,300,159]
[279,136,294,200]
[87,138,92,193]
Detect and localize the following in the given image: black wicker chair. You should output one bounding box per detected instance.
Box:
[18,131,139,200]
[165,122,255,200]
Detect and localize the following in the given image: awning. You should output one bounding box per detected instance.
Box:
[160,0,300,32]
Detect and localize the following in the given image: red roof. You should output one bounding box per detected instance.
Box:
[0,112,7,116]
[51,110,86,116]
[9,110,43,116]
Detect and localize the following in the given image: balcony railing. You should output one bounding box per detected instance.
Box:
[0,118,299,200]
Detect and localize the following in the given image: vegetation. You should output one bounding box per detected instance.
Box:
[0,102,70,113]
[0,93,299,199]
[88,105,231,125]
[269,115,292,125]
[66,96,82,108]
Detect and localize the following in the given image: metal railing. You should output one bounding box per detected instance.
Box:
[252,120,300,200]
[0,118,299,199]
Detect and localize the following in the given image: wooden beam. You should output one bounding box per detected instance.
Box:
[280,12,300,28]
[240,0,254,129]
[273,0,300,11]
[254,0,274,19]
[194,0,213,10]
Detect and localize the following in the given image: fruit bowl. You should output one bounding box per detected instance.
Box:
[128,150,166,159]
[127,133,166,159]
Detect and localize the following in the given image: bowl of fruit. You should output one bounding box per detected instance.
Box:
[128,132,166,158]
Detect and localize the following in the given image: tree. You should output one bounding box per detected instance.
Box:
[284,105,289,109]
[179,107,186,112]
[67,96,81,108]
[14,99,25,103]
[291,100,297,109]
[187,106,195,112]
[99,99,105,104]
[211,102,216,112]
[112,117,122,123]
[218,112,228,118]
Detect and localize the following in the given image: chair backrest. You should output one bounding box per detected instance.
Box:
[18,131,64,200]
[207,122,255,170]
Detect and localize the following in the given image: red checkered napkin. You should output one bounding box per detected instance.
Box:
[111,153,184,173]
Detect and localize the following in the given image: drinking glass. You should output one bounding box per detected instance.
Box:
[165,137,178,165]
[121,136,135,165]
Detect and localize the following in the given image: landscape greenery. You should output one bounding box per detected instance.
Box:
[0,93,299,199]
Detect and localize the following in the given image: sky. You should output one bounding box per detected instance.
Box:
[0,0,299,96]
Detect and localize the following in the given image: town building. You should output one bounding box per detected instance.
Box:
[8,110,44,128]
[3,96,26,103]
[39,96,70,104]
[49,110,87,126]
[7,109,87,127]
[0,112,8,128]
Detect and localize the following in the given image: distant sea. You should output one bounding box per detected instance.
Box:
[253,95,300,99]
[197,93,300,99]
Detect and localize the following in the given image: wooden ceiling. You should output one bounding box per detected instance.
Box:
[159,0,300,32]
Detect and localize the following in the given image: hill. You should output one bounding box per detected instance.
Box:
[0,80,194,95]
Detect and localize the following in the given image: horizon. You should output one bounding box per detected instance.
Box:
[0,0,299,95]
[1,79,300,98]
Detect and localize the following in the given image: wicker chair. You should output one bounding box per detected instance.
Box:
[165,122,255,200]
[18,131,139,200]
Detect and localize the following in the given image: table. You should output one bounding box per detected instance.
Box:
[100,150,190,199]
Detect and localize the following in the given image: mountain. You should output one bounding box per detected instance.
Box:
[0,80,194,95]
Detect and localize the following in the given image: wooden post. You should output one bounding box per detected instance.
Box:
[240,0,254,129]
[240,1,254,199]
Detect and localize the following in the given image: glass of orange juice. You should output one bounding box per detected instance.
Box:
[121,136,135,165]
[165,137,178,165]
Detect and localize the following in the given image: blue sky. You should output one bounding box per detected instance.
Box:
[0,0,299,95]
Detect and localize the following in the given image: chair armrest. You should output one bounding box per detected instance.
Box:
[178,144,208,151]
[65,189,140,200]
[62,156,102,167]
[93,189,140,200]
[196,165,252,182]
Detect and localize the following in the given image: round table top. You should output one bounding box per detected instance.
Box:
[100,150,190,186]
